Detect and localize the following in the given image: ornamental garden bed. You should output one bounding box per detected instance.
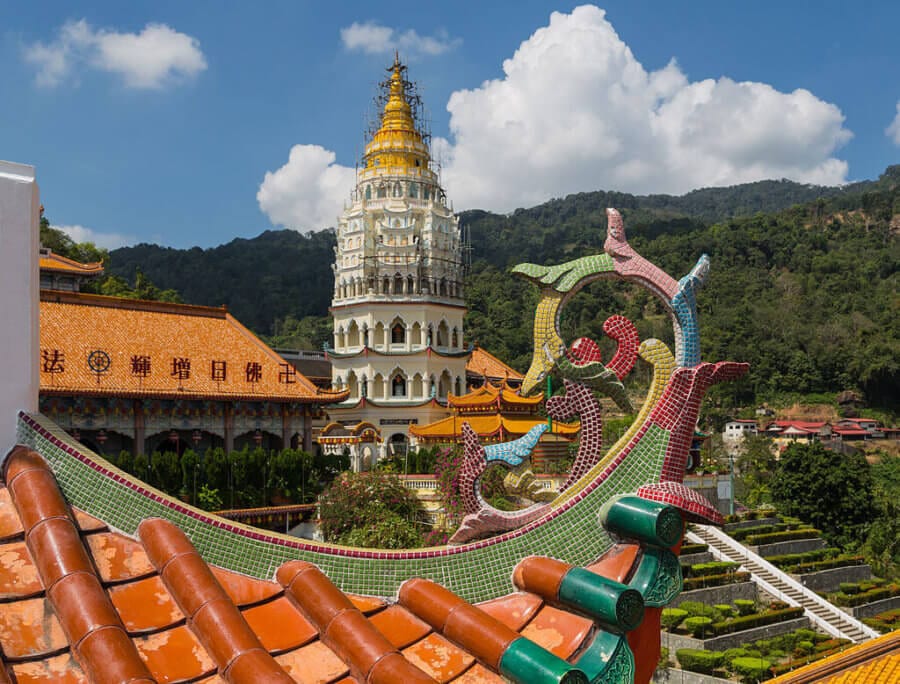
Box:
[667,627,850,683]
[862,607,900,633]
[825,579,900,608]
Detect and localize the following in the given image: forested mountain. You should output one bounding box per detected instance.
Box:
[108,168,900,410]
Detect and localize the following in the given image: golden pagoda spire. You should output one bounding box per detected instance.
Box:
[362,55,431,175]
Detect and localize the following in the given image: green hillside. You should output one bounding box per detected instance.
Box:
[106,169,899,411]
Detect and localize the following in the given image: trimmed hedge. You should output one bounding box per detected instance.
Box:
[661,608,688,631]
[732,656,772,683]
[734,599,756,616]
[786,555,865,574]
[710,607,804,637]
[685,616,714,638]
[683,571,750,591]
[830,583,900,607]
[767,547,840,568]
[745,528,821,545]
[679,543,708,555]
[684,561,741,578]
[676,649,724,674]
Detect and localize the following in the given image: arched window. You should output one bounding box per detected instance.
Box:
[391,322,405,344]
[377,184,386,198]
[364,185,372,200]
[393,182,401,197]
[451,327,458,349]
[392,374,406,397]
[409,183,417,198]
[372,373,385,399]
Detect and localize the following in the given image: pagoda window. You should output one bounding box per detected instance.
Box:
[365,185,372,200]
[437,321,449,348]
[393,273,404,294]
[377,184,386,198]
[382,276,390,294]
[347,372,359,399]
[372,373,385,399]
[392,374,407,397]
[409,183,417,198]
[455,376,462,396]
[412,373,424,398]
[393,182,402,197]
[347,321,360,348]
[391,322,406,344]
[411,322,423,346]
[451,327,458,349]
[439,278,448,297]
[407,275,414,293]
[438,370,452,400]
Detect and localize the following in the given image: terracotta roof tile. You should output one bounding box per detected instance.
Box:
[39,291,348,403]
[0,431,693,683]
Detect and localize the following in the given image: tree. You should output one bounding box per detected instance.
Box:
[863,455,900,578]
[318,470,426,548]
[770,442,876,549]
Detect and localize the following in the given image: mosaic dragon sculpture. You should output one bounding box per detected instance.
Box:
[12,206,748,684]
[450,208,748,543]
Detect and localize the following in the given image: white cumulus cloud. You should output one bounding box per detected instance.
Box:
[260,5,854,229]
[340,21,460,57]
[886,102,900,146]
[53,224,135,250]
[24,19,206,89]
[438,5,852,211]
[257,145,356,230]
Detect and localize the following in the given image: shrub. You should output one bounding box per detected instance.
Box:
[684,616,713,638]
[683,571,750,590]
[731,656,772,683]
[711,607,804,637]
[661,608,688,632]
[657,646,671,670]
[715,604,736,619]
[745,528,821,545]
[679,543,709,555]
[734,599,756,616]
[686,561,741,577]
[839,582,860,594]
[678,601,720,619]
[787,555,865,574]
[675,649,724,674]
[795,640,815,656]
[723,647,748,666]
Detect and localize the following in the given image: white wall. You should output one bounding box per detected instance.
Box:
[0,161,39,457]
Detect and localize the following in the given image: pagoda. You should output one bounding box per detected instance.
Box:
[325,56,469,466]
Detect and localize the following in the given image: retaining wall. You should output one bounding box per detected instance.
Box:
[661,617,810,652]
[795,564,872,593]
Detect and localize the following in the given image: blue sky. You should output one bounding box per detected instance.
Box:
[2,2,899,249]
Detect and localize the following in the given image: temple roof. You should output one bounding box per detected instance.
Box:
[38,248,104,275]
[410,413,579,441]
[466,346,524,383]
[0,443,667,683]
[769,630,899,682]
[39,291,348,403]
[447,381,542,410]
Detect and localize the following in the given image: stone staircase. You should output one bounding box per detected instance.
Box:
[686,525,879,643]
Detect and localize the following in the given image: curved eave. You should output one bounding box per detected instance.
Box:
[40,386,348,404]
[327,345,471,359]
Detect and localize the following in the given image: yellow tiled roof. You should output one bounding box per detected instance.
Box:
[39,251,104,274]
[410,413,579,440]
[466,346,524,381]
[770,631,900,683]
[39,291,348,403]
[448,382,543,409]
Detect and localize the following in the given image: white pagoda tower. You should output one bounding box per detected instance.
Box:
[325,57,469,469]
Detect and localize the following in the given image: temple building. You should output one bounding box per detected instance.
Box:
[38,290,347,456]
[410,382,581,469]
[38,246,103,292]
[325,57,469,462]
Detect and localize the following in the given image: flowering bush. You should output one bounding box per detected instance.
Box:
[433,446,465,532]
[318,470,425,547]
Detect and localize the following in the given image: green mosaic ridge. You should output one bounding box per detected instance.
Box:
[512,254,615,293]
[19,413,670,603]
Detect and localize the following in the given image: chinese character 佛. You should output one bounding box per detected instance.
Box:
[245,362,263,383]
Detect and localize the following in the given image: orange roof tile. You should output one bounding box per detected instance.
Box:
[38,251,104,275]
[410,414,579,440]
[39,291,347,403]
[466,347,523,382]
[0,444,665,684]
